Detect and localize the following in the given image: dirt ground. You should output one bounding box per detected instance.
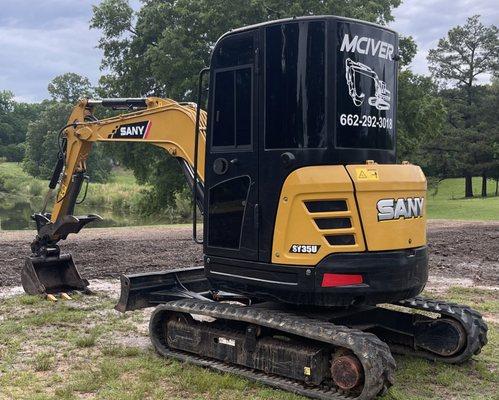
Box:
[0,220,497,287]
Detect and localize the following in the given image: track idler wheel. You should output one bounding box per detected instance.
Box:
[414,318,467,357]
[331,352,364,391]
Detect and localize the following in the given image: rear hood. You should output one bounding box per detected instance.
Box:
[346,164,427,251]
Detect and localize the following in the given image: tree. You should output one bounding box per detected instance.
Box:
[428,15,498,101]
[428,15,498,197]
[398,36,417,68]
[48,72,95,103]
[397,70,446,167]
[0,91,42,162]
[23,101,112,183]
[0,90,15,113]
[91,0,403,210]
[23,75,111,183]
[472,80,499,197]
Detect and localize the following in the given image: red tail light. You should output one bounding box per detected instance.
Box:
[321,273,363,287]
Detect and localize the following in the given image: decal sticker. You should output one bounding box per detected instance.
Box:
[340,34,394,60]
[335,22,396,149]
[57,183,68,202]
[356,168,379,180]
[111,121,151,139]
[345,58,391,111]
[289,245,321,254]
[377,197,424,221]
[218,337,236,347]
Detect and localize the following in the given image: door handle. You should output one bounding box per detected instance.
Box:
[230,158,239,165]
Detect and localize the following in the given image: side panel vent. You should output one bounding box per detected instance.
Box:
[326,235,356,246]
[315,218,352,230]
[305,200,348,213]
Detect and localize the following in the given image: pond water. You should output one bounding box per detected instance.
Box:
[0,201,33,230]
[0,200,155,231]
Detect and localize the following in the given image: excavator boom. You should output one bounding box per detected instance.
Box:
[23,97,207,295]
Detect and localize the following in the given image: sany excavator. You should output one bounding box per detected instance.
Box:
[22,16,487,400]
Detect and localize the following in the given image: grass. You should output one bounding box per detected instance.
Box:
[0,285,497,400]
[33,352,55,372]
[427,177,499,220]
[109,167,138,185]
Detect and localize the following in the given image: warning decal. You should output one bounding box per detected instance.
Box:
[356,168,379,180]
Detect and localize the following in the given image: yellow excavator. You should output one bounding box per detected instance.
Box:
[22,16,487,400]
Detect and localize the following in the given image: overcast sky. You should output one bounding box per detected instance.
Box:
[0,0,497,103]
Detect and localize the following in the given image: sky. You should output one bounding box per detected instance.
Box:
[0,0,497,103]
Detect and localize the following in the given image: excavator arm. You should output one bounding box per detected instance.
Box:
[23,97,207,295]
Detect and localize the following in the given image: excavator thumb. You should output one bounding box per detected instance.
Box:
[22,213,101,296]
[22,253,90,295]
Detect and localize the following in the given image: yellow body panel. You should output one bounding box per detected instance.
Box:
[346,164,427,251]
[272,164,427,266]
[271,166,366,265]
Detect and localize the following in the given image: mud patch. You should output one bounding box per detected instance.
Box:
[1,221,497,288]
[0,225,203,287]
[427,220,499,284]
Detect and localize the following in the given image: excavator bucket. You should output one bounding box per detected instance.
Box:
[22,213,102,296]
[21,253,89,295]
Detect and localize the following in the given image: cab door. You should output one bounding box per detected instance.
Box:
[204,30,259,261]
[258,20,328,262]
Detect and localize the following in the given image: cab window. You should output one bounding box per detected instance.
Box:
[265,21,326,149]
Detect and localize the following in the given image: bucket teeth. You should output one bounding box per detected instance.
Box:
[46,294,58,302]
[60,293,72,300]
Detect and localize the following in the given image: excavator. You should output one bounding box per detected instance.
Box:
[21,16,487,400]
[345,58,391,111]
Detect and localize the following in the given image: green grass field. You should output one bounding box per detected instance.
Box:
[0,162,143,208]
[427,177,499,220]
[0,285,496,400]
[0,163,155,228]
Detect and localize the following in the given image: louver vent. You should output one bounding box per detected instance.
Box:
[315,217,352,230]
[304,200,348,213]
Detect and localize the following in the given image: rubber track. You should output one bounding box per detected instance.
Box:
[392,296,488,363]
[150,298,396,400]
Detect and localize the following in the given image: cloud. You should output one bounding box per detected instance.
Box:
[390,0,499,80]
[0,0,103,102]
[0,0,497,102]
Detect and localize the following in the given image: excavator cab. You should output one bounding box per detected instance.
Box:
[201,17,427,307]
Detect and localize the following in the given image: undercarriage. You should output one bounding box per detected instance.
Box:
[116,267,488,399]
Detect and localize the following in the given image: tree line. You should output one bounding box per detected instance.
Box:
[0,1,497,214]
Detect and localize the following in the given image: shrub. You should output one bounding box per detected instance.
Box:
[28,180,45,197]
